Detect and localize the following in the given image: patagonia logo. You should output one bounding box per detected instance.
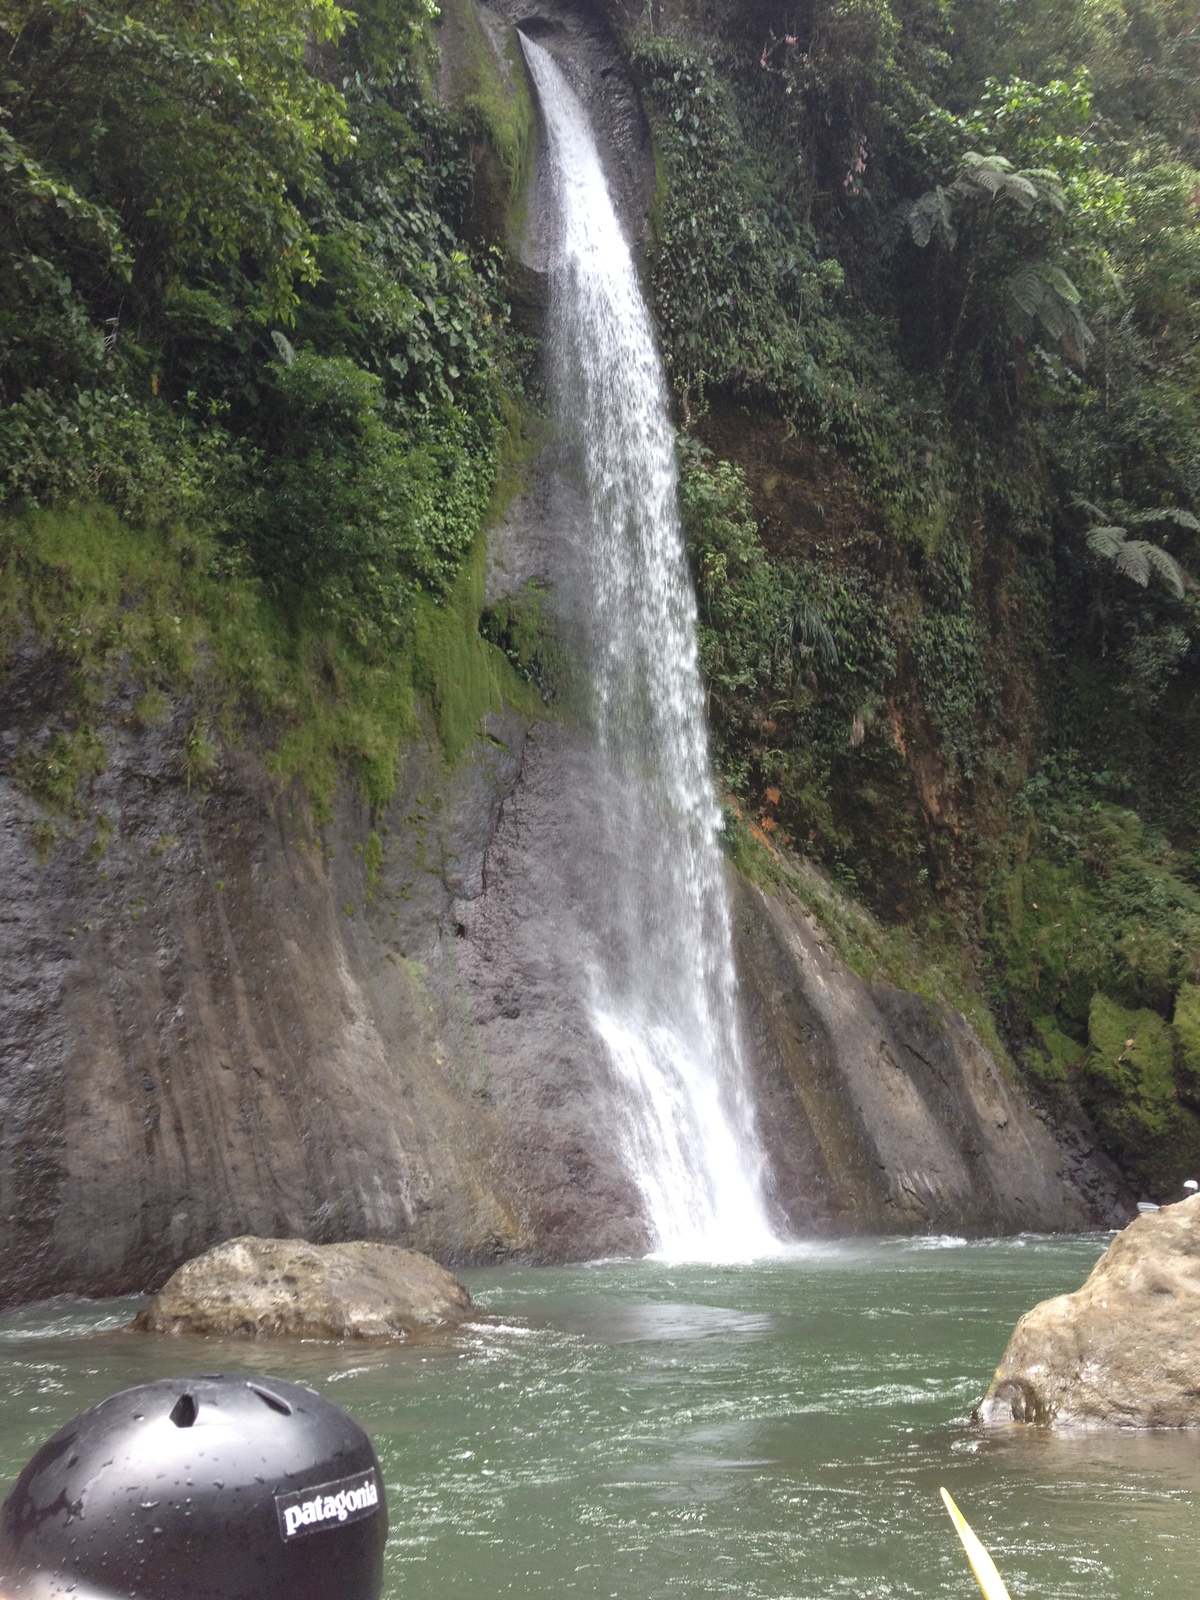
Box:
[276,1468,381,1541]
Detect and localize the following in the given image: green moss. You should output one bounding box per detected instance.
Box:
[1173,982,1200,1088]
[266,630,418,819]
[438,0,534,196]
[722,805,786,889]
[410,533,539,762]
[1081,992,1195,1186]
[732,824,1012,1067]
[2,503,538,825]
[30,820,58,863]
[480,581,572,709]
[14,727,106,813]
[181,719,217,792]
[1,504,204,686]
[485,393,542,527]
[883,501,949,555]
[1028,1013,1085,1087]
[989,793,1200,1030]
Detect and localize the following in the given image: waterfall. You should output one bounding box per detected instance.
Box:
[521,36,780,1262]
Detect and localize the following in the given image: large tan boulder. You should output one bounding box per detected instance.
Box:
[976,1195,1200,1428]
[132,1236,476,1340]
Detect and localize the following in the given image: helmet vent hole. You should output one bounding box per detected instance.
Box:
[169,1393,198,1428]
[249,1384,293,1416]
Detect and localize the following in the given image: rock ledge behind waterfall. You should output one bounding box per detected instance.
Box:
[976,1195,1200,1428]
[132,1236,475,1339]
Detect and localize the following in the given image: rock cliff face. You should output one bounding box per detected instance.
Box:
[734,876,1123,1234]
[0,647,1126,1302]
[0,0,1129,1304]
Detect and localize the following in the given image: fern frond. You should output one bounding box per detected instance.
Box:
[1003,264,1091,363]
[1087,525,1129,558]
[953,153,1039,210]
[1059,304,1094,367]
[1007,263,1044,318]
[1088,525,1188,596]
[791,603,838,665]
[1020,170,1067,211]
[1039,293,1067,340]
[905,187,956,248]
[960,151,1015,175]
[1044,265,1081,304]
[1141,542,1186,598]
[1113,541,1151,586]
[1127,507,1200,535]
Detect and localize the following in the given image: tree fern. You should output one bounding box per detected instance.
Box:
[1127,508,1200,535]
[1004,262,1092,365]
[1086,524,1187,598]
[903,153,1067,242]
[902,153,1085,366]
[905,186,956,248]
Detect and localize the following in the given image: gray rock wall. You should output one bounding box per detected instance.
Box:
[733,877,1126,1235]
[0,670,1126,1303]
[0,690,540,1302]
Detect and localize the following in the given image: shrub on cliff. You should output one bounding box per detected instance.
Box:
[0,0,507,643]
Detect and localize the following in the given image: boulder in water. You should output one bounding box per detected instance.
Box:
[975,1194,1200,1427]
[131,1236,476,1340]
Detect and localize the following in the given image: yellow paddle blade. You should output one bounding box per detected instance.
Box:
[940,1487,1013,1600]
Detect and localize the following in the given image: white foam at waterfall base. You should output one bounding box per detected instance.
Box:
[521,36,782,1263]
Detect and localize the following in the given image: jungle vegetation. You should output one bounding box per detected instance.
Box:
[635,0,1200,1192]
[1,0,1198,1192]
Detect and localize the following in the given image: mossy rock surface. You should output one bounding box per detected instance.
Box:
[1081,992,1200,1196]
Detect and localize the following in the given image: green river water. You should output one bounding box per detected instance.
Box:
[0,1235,1195,1599]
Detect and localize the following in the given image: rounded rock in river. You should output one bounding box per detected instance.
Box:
[131,1235,476,1339]
[976,1193,1200,1428]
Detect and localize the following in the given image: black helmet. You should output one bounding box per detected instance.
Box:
[0,1373,387,1599]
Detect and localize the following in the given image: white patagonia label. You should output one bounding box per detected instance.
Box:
[275,1468,381,1542]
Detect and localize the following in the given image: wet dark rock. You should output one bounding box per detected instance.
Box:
[0,652,1128,1304]
[733,871,1128,1236]
[132,1236,475,1339]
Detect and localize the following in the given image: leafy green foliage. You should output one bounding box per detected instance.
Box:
[0,0,522,768]
[628,33,828,419]
[680,447,923,892]
[479,583,569,707]
[249,351,494,638]
[901,146,1092,386]
[1076,500,1195,598]
[0,0,543,832]
[643,0,1199,946]
[628,22,952,535]
[1082,992,1200,1194]
[990,768,1200,1030]
[1,0,351,333]
[1085,524,1187,597]
[1174,983,1200,1088]
[1,503,535,824]
[1085,995,1177,1146]
[987,759,1200,1188]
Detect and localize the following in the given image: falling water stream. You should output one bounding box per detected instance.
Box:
[521,36,778,1260]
